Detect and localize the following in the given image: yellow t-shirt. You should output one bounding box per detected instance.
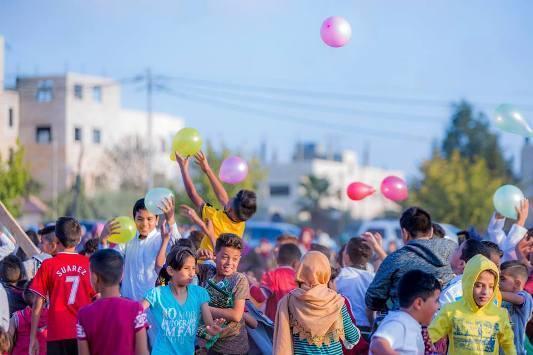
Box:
[199,204,245,252]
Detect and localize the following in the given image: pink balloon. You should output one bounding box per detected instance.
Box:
[320,16,352,48]
[219,156,249,184]
[347,182,375,201]
[381,176,408,202]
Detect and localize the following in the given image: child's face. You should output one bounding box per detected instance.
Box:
[419,290,441,326]
[489,252,501,267]
[215,246,241,277]
[39,234,58,255]
[224,198,241,222]
[473,270,496,307]
[168,256,196,287]
[500,270,519,293]
[134,209,158,236]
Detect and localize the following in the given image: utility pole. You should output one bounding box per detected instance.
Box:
[146,68,154,190]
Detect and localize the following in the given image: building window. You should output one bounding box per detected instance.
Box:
[8,108,14,128]
[270,184,290,196]
[92,86,102,102]
[74,127,82,142]
[93,129,101,144]
[74,84,83,99]
[36,126,52,143]
[36,80,54,102]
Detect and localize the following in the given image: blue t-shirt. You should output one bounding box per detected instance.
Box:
[145,285,210,355]
[503,290,533,355]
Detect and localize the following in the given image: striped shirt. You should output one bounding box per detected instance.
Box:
[293,305,361,355]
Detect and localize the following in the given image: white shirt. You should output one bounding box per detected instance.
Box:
[114,223,181,301]
[0,283,9,331]
[335,266,374,327]
[0,232,16,262]
[371,310,424,355]
[439,274,463,306]
[487,213,528,262]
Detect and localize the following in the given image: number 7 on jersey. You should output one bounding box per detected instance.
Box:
[66,276,80,305]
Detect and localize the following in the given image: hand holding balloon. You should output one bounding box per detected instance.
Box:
[170,128,203,160]
[493,184,525,219]
[516,198,529,227]
[145,188,175,216]
[107,216,137,244]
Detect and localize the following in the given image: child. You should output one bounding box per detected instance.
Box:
[0,254,26,316]
[260,243,301,321]
[29,216,96,355]
[370,270,441,354]
[482,240,504,266]
[273,251,361,354]
[100,197,181,301]
[175,151,256,252]
[76,249,148,355]
[142,246,223,355]
[428,254,515,354]
[78,238,99,258]
[500,260,533,355]
[197,233,251,355]
[336,237,375,330]
[440,239,491,306]
[8,280,48,355]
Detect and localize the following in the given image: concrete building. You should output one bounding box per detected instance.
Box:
[16,72,184,202]
[262,142,405,221]
[0,36,19,160]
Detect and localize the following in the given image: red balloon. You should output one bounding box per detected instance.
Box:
[347,182,375,201]
[380,176,408,202]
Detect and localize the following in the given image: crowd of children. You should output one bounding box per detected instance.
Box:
[0,150,531,355]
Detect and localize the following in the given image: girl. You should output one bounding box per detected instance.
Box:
[142,246,223,355]
[273,251,361,355]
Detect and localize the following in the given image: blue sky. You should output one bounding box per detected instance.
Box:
[1,0,532,178]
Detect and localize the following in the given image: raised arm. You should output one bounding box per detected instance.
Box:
[195,151,229,206]
[179,205,217,249]
[175,153,205,209]
[29,296,45,355]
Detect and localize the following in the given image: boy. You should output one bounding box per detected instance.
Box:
[336,237,375,329]
[428,254,515,355]
[440,239,492,306]
[175,151,256,252]
[198,233,250,355]
[77,249,149,355]
[370,270,441,354]
[29,217,96,355]
[500,260,533,355]
[482,240,504,266]
[100,197,181,301]
[260,243,301,321]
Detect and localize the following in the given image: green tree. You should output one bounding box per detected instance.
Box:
[409,151,503,229]
[0,142,32,217]
[441,101,513,179]
[297,174,333,228]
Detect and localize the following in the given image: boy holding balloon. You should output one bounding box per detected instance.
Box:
[175,152,257,252]
[99,197,181,301]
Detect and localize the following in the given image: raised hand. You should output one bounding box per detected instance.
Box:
[160,196,176,225]
[516,198,530,227]
[100,219,121,245]
[179,204,201,224]
[194,151,210,173]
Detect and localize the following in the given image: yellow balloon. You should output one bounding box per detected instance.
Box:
[108,216,137,244]
[171,128,202,157]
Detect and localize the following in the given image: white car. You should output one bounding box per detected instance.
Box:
[356,219,459,252]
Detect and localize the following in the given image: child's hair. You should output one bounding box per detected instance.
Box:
[461,239,491,263]
[0,254,24,283]
[346,237,372,268]
[276,234,299,245]
[187,230,203,251]
[233,190,257,221]
[80,238,99,256]
[55,216,82,248]
[38,225,56,237]
[277,243,302,266]
[215,233,243,253]
[400,207,432,237]
[0,328,10,353]
[398,269,441,308]
[481,240,503,258]
[176,238,196,253]
[89,249,124,286]
[330,266,340,282]
[501,260,529,282]
[309,243,331,260]
[22,279,35,305]
[166,246,196,270]
[132,198,148,217]
[432,223,446,238]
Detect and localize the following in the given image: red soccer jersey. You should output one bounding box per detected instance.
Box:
[30,252,95,341]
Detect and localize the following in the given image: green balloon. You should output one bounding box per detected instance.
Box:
[494,104,533,137]
[493,184,524,219]
[171,128,202,157]
[108,216,137,244]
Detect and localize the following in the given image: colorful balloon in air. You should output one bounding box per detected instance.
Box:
[145,187,174,215]
[219,156,248,184]
[347,182,375,201]
[108,216,137,244]
[381,176,408,202]
[320,16,352,48]
[494,104,533,137]
[170,128,202,160]
[493,184,524,219]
